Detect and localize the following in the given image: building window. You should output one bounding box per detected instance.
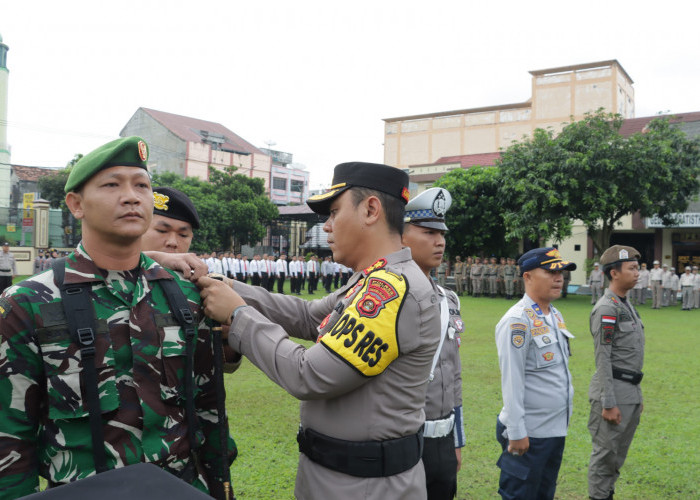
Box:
[290,179,305,193]
[273,177,287,190]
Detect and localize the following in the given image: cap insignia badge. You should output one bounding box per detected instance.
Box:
[138,140,148,162]
[619,249,629,259]
[433,190,447,217]
[153,192,170,211]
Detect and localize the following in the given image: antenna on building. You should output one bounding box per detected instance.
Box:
[265,140,277,150]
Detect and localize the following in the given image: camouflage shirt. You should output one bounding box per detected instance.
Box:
[0,243,236,498]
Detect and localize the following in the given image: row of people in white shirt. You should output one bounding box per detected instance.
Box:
[199,251,353,293]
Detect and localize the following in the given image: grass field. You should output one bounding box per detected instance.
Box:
[224,283,700,499]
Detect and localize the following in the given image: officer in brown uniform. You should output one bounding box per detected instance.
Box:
[453,256,464,296]
[487,257,498,297]
[463,257,473,296]
[198,162,441,500]
[471,257,483,297]
[588,245,645,500]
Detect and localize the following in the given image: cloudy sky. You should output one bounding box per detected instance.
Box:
[2,0,699,189]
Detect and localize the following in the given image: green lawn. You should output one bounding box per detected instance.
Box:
[225,285,700,499]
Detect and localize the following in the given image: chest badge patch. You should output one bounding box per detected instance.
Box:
[511,330,525,348]
[356,277,398,318]
[542,352,554,361]
[533,319,544,327]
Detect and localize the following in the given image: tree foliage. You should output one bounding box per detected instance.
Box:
[498,109,700,254]
[152,166,278,253]
[434,166,516,257]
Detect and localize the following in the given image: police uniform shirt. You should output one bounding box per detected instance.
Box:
[680,271,694,287]
[649,267,664,282]
[228,248,440,499]
[0,249,16,276]
[425,287,466,447]
[636,268,650,289]
[495,293,574,440]
[589,268,603,284]
[589,289,645,408]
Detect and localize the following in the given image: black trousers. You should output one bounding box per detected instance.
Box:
[261,272,269,290]
[277,273,285,294]
[251,274,261,287]
[308,272,317,293]
[0,275,12,294]
[422,432,458,500]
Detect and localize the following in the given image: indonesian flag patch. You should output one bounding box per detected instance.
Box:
[602,315,616,324]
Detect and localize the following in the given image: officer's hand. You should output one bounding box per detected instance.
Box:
[199,275,246,324]
[145,251,208,281]
[507,437,529,456]
[455,447,462,471]
[602,406,622,425]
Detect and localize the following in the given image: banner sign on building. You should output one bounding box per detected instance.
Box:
[646,213,700,228]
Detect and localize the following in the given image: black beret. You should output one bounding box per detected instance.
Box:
[152,186,200,229]
[518,247,576,274]
[307,162,410,216]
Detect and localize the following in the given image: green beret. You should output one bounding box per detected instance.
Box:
[64,136,149,193]
[600,245,641,268]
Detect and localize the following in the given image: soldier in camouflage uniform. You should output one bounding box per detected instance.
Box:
[0,137,236,499]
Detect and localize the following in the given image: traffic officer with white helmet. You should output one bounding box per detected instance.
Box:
[198,162,441,500]
[402,188,466,499]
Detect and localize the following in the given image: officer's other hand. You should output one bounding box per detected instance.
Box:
[455,448,462,471]
[507,437,529,456]
[198,275,246,324]
[602,406,622,425]
[145,251,208,281]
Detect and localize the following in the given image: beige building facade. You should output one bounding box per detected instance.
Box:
[384,60,635,170]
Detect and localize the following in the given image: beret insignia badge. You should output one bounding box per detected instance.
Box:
[153,192,170,211]
[138,140,148,162]
[401,187,410,203]
[433,189,447,217]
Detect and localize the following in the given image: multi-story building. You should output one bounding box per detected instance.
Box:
[120,107,272,189]
[260,148,310,206]
[384,60,634,171]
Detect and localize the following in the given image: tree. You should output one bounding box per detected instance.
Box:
[498,109,700,254]
[497,128,573,245]
[434,166,516,257]
[152,166,279,252]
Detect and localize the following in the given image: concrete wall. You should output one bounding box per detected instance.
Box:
[120,110,187,177]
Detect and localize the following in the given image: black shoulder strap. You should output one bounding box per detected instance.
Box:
[158,277,200,454]
[52,257,108,474]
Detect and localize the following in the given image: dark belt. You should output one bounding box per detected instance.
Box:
[297,426,423,478]
[612,367,643,385]
[0,268,10,272]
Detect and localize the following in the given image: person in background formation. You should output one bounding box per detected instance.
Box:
[33,249,44,275]
[632,263,649,306]
[289,255,301,295]
[267,255,277,291]
[402,187,466,499]
[463,256,473,296]
[587,245,645,500]
[495,247,576,500]
[0,242,17,294]
[487,257,498,298]
[321,255,333,293]
[503,258,516,300]
[649,260,663,309]
[471,257,483,297]
[437,258,447,287]
[669,267,679,307]
[497,257,506,297]
[333,259,341,289]
[693,266,700,309]
[589,262,604,305]
[452,256,464,296]
[661,264,672,307]
[561,268,571,299]
[43,248,58,272]
[680,265,695,310]
[0,137,236,499]
[306,254,318,294]
[275,254,287,294]
[198,162,441,499]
